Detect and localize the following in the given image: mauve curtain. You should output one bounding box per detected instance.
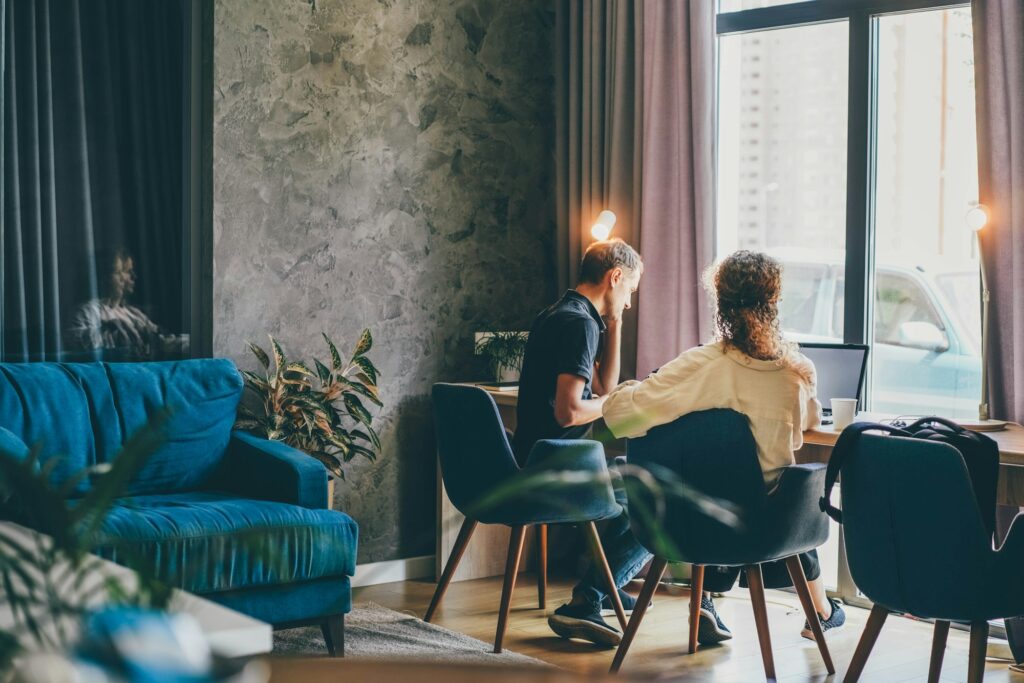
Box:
[634,0,715,379]
[555,0,715,380]
[2,0,185,362]
[973,0,1024,660]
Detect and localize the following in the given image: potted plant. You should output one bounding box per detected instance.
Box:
[236,330,382,507]
[475,331,528,383]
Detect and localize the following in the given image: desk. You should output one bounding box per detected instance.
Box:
[436,392,1024,583]
[795,413,1024,506]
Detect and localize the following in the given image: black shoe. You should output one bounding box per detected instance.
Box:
[548,602,622,647]
[802,598,846,640]
[691,594,733,645]
[600,588,653,617]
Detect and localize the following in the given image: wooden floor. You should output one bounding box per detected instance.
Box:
[353,575,1024,682]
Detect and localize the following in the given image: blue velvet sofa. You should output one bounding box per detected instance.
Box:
[0,359,357,655]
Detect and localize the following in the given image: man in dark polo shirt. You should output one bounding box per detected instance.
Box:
[511,238,651,646]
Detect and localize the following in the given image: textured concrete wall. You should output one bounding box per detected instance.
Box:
[213,0,556,562]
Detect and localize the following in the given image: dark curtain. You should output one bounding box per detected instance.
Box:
[2,0,186,362]
[554,0,715,380]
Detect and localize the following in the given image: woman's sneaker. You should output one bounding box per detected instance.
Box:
[691,594,733,645]
[548,602,622,647]
[600,588,653,617]
[801,598,846,640]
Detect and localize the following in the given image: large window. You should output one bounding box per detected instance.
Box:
[716,0,981,420]
[1,0,212,362]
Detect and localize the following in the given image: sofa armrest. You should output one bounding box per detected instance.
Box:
[0,428,29,462]
[217,431,328,509]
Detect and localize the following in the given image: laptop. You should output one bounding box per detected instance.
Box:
[798,343,870,423]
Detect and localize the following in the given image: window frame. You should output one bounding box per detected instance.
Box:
[186,0,215,359]
[717,0,969,353]
[715,0,976,614]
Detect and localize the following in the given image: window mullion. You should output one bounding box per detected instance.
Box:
[842,11,874,349]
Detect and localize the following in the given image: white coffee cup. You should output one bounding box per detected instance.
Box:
[831,398,858,431]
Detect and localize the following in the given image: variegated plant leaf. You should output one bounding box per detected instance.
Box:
[322,333,343,372]
[248,342,271,370]
[352,328,372,358]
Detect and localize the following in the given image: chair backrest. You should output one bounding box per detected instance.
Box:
[0,359,242,496]
[626,409,767,564]
[431,384,519,516]
[841,432,992,618]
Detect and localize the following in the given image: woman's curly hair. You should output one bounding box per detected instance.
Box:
[704,251,788,361]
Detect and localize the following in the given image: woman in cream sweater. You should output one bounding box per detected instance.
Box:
[602,250,845,645]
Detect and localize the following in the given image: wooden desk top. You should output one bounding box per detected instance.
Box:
[803,413,1024,466]
[473,386,1024,468]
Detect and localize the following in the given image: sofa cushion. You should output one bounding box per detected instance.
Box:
[72,360,243,495]
[95,492,358,594]
[0,360,243,496]
[0,364,95,492]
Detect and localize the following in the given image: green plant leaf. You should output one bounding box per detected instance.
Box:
[314,359,332,385]
[351,428,381,451]
[270,336,286,374]
[352,328,373,357]
[352,356,378,384]
[240,369,270,392]
[337,376,382,406]
[247,341,270,370]
[349,444,377,462]
[285,362,315,377]
[322,333,343,372]
[343,393,373,426]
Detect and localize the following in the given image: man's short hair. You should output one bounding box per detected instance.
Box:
[578,238,642,284]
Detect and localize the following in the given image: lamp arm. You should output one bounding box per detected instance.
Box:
[979,246,991,422]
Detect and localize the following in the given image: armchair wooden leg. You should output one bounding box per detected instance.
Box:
[610,557,667,674]
[746,564,776,681]
[425,518,478,622]
[785,555,835,675]
[967,620,989,683]
[843,604,889,683]
[322,614,345,657]
[582,521,627,630]
[494,525,527,653]
[927,620,950,683]
[688,565,705,655]
[537,524,548,609]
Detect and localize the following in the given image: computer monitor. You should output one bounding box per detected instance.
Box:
[798,342,870,413]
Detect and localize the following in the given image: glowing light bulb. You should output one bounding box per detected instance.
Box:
[590,210,617,240]
[966,204,989,232]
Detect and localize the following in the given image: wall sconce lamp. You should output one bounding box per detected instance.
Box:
[966,203,992,421]
[590,210,617,240]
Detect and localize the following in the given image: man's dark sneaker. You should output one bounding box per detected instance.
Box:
[600,588,653,617]
[548,602,622,647]
[802,598,846,640]
[690,594,733,645]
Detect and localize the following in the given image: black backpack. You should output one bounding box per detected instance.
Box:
[820,416,1000,537]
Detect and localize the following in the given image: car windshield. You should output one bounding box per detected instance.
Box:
[935,272,982,352]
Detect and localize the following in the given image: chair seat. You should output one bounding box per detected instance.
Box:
[95,492,358,594]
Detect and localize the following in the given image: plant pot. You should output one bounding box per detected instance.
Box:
[327,476,335,511]
[498,366,520,383]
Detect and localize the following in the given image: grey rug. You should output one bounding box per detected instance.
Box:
[273,603,548,666]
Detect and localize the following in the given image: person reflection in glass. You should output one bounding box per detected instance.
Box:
[70,248,187,360]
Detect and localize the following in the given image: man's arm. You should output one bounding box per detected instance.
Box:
[591,318,622,397]
[553,374,607,428]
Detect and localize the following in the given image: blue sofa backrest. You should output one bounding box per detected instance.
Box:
[0,359,243,496]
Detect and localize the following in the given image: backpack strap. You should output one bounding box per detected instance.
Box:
[819,422,910,523]
[904,416,968,435]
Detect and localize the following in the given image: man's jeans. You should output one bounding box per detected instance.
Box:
[572,457,653,608]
